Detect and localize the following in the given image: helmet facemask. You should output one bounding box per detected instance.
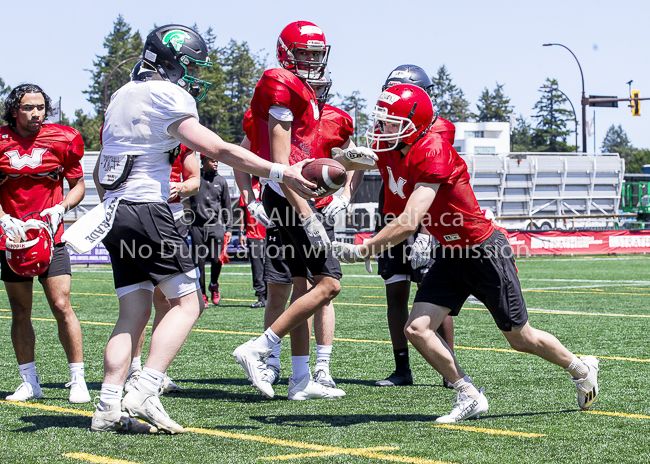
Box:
[366,106,417,152]
[307,68,332,110]
[178,55,213,101]
[280,40,330,80]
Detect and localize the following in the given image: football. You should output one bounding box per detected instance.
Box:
[301,158,347,198]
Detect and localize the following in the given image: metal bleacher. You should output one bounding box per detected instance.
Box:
[460,153,625,228]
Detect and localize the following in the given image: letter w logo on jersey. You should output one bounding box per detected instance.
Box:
[387,167,407,199]
[5,148,46,170]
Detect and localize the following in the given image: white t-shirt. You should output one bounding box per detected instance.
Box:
[102,80,198,203]
[263,106,294,198]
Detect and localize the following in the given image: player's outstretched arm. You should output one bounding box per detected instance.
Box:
[169,117,316,199]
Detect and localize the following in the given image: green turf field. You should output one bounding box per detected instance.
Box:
[0,255,648,463]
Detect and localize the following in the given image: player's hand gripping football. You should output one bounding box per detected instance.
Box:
[332,241,373,273]
[283,159,318,199]
[332,146,378,167]
[0,214,28,242]
[301,213,331,254]
[409,233,433,269]
[41,204,66,229]
[321,194,350,219]
[247,200,273,228]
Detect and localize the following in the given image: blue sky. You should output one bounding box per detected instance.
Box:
[3,0,648,152]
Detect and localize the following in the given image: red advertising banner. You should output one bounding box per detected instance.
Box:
[353,230,650,256]
[507,230,650,256]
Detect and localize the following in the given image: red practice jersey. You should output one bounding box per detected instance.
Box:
[168,144,193,205]
[375,131,494,247]
[431,116,455,145]
[248,68,321,165]
[0,124,84,248]
[238,178,266,240]
[314,104,353,209]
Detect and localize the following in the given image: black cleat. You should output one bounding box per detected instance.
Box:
[443,378,455,389]
[375,370,414,387]
[250,300,266,309]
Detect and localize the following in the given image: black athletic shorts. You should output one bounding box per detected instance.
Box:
[102,201,196,289]
[0,243,71,283]
[376,215,431,284]
[413,230,527,331]
[263,224,315,285]
[262,187,342,281]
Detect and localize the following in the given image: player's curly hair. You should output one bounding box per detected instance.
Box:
[2,84,53,129]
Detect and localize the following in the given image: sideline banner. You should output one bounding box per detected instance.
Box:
[352,230,650,256]
[69,242,112,264]
[508,230,650,256]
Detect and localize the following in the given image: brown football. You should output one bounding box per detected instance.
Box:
[301,158,347,198]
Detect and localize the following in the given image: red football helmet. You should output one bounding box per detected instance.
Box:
[4,218,54,278]
[365,84,434,152]
[277,21,330,79]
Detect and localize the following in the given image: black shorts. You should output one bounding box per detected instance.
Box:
[175,217,188,239]
[376,226,430,285]
[0,243,71,283]
[263,225,315,285]
[102,201,196,289]
[413,230,527,331]
[262,187,342,281]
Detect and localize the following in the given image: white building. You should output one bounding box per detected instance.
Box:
[452,121,510,155]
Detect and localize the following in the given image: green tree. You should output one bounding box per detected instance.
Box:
[476,82,513,122]
[198,39,266,143]
[531,78,574,152]
[602,124,650,173]
[0,77,11,126]
[84,15,143,116]
[71,109,102,151]
[510,115,535,152]
[335,91,370,146]
[431,65,473,122]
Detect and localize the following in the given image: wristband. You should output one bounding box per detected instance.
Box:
[269,163,285,183]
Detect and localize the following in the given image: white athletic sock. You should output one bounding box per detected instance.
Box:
[99,383,123,406]
[267,341,282,370]
[565,355,589,379]
[291,355,310,381]
[254,328,281,351]
[69,362,85,383]
[128,356,142,377]
[18,361,38,385]
[138,367,166,395]
[315,345,332,373]
[452,375,480,399]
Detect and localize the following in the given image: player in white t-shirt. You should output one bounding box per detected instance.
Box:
[90,25,316,435]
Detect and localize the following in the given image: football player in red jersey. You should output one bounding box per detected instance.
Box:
[333,84,600,423]
[372,65,455,389]
[232,22,376,400]
[239,71,362,392]
[0,84,90,403]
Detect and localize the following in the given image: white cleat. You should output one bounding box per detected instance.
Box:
[6,376,43,402]
[232,339,274,398]
[124,369,142,394]
[261,365,281,387]
[67,380,91,404]
[435,387,489,423]
[122,385,184,434]
[288,375,345,401]
[162,376,182,394]
[91,400,157,434]
[573,355,599,409]
[313,369,336,388]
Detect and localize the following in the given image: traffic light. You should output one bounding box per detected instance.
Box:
[631,90,641,116]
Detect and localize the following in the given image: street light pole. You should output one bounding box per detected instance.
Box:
[102,56,141,117]
[543,43,586,152]
[541,85,579,153]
